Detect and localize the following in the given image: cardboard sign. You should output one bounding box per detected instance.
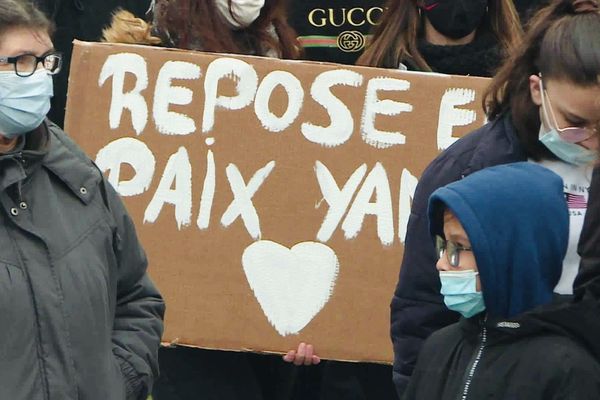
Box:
[65,40,490,363]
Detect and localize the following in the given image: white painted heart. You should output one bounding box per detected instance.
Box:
[242,240,339,336]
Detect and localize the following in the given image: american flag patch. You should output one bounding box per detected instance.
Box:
[565,193,587,209]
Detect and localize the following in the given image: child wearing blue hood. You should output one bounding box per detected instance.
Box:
[403,162,600,400]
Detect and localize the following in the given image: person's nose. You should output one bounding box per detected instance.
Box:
[436,250,451,272]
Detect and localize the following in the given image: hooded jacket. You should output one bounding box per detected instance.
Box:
[391,114,528,395]
[403,315,600,400]
[403,163,600,400]
[0,121,164,400]
[427,162,567,318]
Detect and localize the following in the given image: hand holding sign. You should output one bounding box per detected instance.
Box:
[283,342,321,366]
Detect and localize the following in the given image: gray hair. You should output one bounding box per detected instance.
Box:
[0,0,53,37]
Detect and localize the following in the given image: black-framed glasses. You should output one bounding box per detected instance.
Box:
[0,51,63,77]
[435,235,472,268]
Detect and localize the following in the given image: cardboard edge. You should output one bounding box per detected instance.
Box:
[159,341,393,365]
[71,40,492,85]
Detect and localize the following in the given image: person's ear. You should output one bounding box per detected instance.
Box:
[529,74,543,106]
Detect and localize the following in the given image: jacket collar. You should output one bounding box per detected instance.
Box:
[458,306,588,349]
[458,312,547,346]
[462,114,528,178]
[0,120,101,204]
[0,125,48,193]
[41,120,101,205]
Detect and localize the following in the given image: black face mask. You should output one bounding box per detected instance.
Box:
[421,0,488,40]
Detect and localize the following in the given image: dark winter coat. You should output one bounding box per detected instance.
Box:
[405,162,600,399]
[575,166,600,300]
[0,120,164,400]
[403,315,600,400]
[521,166,600,366]
[391,114,527,395]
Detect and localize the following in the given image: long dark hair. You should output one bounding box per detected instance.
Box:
[153,0,301,59]
[357,0,522,69]
[484,0,600,159]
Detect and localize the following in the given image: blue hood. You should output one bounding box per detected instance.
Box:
[428,162,569,318]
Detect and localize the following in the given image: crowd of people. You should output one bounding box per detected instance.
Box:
[0,0,599,399]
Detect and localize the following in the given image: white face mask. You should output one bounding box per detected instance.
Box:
[0,70,53,139]
[216,0,266,29]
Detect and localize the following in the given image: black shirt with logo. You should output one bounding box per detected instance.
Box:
[289,0,385,65]
[289,0,549,66]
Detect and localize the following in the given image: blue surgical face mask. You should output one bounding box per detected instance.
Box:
[539,125,597,166]
[0,69,53,139]
[439,270,486,318]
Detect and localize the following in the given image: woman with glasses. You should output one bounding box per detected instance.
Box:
[404,162,600,400]
[391,0,600,396]
[0,38,61,139]
[0,1,164,399]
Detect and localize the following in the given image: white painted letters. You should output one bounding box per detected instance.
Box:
[221,161,276,239]
[95,137,156,197]
[254,71,304,132]
[93,54,488,250]
[342,163,394,246]
[99,53,149,135]
[315,161,367,242]
[153,61,202,135]
[301,70,363,147]
[197,149,216,230]
[361,78,412,149]
[202,58,259,132]
[144,147,193,229]
[437,88,477,150]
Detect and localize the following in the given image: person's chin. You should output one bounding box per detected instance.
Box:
[0,134,18,150]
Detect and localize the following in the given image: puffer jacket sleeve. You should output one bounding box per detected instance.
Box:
[105,180,165,400]
[574,166,600,301]
[391,152,463,397]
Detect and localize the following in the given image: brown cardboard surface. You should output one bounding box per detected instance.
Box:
[65,40,490,363]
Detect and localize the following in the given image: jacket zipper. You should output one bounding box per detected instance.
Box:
[459,323,487,400]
